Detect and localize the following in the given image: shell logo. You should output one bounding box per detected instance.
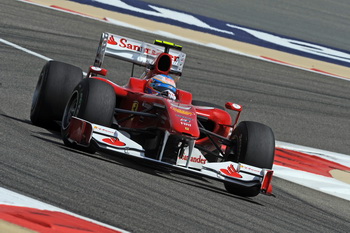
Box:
[170,106,193,115]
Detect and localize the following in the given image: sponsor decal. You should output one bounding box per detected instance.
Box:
[107,35,117,45]
[180,118,191,123]
[180,122,191,127]
[178,155,207,164]
[107,35,179,61]
[108,35,141,52]
[94,126,115,134]
[176,114,192,121]
[102,137,126,146]
[239,164,261,174]
[170,106,193,115]
[220,164,242,178]
[131,101,139,111]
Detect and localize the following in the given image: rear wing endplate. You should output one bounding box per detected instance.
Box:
[94,32,186,76]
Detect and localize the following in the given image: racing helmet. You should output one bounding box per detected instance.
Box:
[145,74,177,95]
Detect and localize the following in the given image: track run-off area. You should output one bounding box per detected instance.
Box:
[1,0,350,232]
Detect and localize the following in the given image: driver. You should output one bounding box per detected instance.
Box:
[144,74,177,100]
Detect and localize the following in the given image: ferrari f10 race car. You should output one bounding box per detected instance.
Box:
[31,32,275,197]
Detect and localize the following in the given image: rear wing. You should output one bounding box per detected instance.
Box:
[94,32,186,76]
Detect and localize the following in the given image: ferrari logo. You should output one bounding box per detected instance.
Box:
[131,101,139,111]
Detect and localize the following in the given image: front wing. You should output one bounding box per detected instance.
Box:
[67,117,274,196]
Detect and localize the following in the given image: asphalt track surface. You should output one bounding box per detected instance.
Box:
[1,0,350,232]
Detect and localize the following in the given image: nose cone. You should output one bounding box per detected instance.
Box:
[167,103,200,138]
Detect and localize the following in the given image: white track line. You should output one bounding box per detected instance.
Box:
[0,38,88,75]
[0,38,52,61]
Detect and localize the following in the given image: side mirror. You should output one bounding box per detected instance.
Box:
[88,66,108,77]
[225,102,242,112]
[225,102,242,127]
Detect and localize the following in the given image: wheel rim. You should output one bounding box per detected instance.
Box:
[62,91,79,130]
[225,135,240,162]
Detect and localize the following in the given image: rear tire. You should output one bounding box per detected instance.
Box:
[224,121,275,197]
[61,78,116,153]
[30,61,83,127]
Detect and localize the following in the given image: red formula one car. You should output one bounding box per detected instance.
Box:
[31,32,275,197]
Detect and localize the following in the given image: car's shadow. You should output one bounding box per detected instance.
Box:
[2,113,264,205]
[60,144,263,205]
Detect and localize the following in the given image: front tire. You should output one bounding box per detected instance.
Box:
[61,78,116,152]
[30,61,83,127]
[224,121,275,197]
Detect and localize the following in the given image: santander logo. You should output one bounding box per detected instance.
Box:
[179,155,207,164]
[107,35,179,61]
[102,137,126,146]
[220,164,242,178]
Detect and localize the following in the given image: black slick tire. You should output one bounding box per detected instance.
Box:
[30,60,83,127]
[61,78,116,153]
[224,121,275,197]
